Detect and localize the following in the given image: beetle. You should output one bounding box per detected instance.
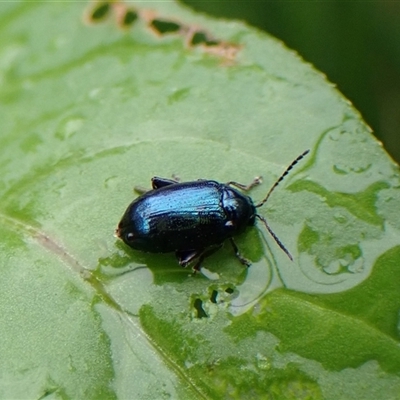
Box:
[115,150,309,272]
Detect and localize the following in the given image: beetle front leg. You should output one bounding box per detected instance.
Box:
[229,238,251,267]
[226,176,262,192]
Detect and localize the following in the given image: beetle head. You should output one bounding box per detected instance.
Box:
[115,211,150,251]
[115,222,135,244]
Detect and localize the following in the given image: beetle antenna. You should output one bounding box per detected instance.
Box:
[255,149,310,209]
[255,214,293,261]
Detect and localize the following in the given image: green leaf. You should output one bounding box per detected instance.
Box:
[1,1,399,399]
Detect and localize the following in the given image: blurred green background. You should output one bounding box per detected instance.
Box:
[182,1,400,164]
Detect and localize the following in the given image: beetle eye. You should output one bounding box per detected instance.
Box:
[126,232,135,242]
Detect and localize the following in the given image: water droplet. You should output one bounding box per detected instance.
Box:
[55,117,84,140]
[348,257,364,273]
[200,267,219,280]
[89,87,102,99]
[323,260,341,274]
[104,175,118,189]
[388,175,400,188]
[333,164,348,175]
[328,129,341,141]
[334,212,347,224]
[256,354,271,371]
[339,258,349,267]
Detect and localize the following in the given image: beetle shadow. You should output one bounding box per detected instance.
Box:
[99,240,194,284]
[103,228,266,285]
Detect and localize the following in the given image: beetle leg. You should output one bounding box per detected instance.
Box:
[192,244,223,273]
[175,249,202,267]
[134,185,150,194]
[134,176,180,193]
[226,176,262,192]
[171,173,181,182]
[176,245,223,272]
[229,238,251,267]
[152,176,180,189]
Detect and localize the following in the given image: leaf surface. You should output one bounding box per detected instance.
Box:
[0,2,399,399]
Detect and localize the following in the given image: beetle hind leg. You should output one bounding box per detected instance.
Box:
[229,238,251,267]
[152,176,179,189]
[226,176,262,192]
[192,245,223,273]
[175,249,202,267]
[135,176,180,194]
[176,245,223,273]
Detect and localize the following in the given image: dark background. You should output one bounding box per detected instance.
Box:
[182,1,400,164]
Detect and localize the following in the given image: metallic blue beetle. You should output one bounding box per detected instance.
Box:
[116,150,309,272]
